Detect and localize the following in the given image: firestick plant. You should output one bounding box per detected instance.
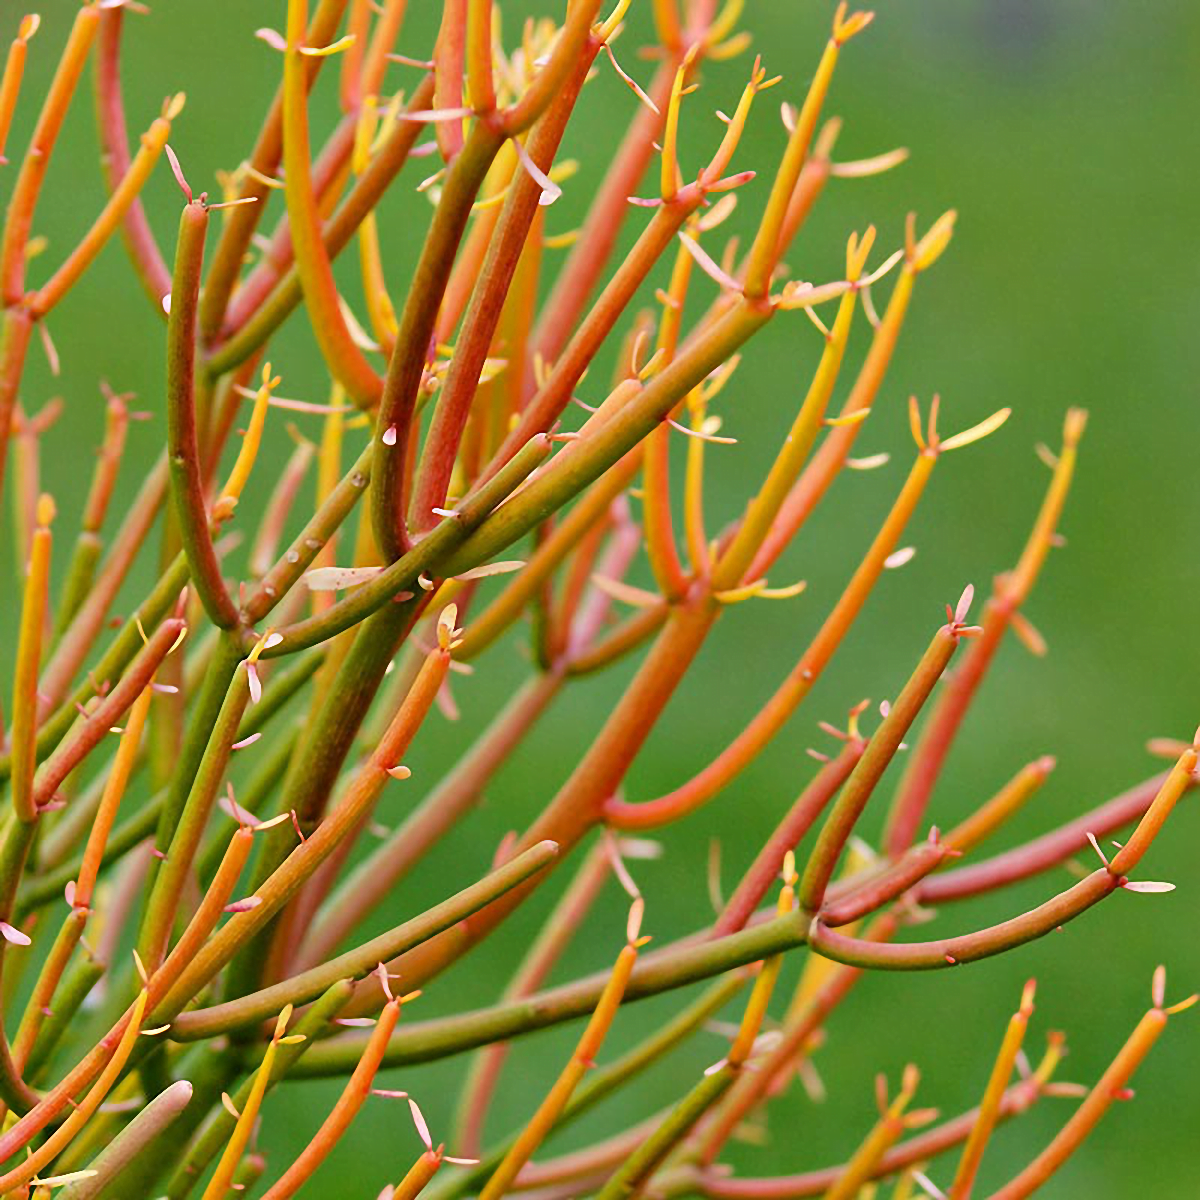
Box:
[0,1,1192,1197]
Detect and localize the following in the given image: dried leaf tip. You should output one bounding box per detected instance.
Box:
[1151,966,1198,1016]
[436,603,463,651]
[626,895,646,945]
[1063,406,1089,446]
[1020,977,1038,1017]
[846,226,877,279]
[0,921,30,946]
[273,1004,295,1042]
[907,210,957,271]
[832,3,875,46]
[939,407,1012,452]
[164,143,193,203]
[950,583,975,627]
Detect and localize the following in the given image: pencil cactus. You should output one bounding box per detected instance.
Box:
[0,2,1190,1197]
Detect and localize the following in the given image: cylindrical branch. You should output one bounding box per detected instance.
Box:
[36,458,174,720]
[454,454,640,662]
[366,1,608,557]
[166,197,239,629]
[940,756,1056,857]
[9,683,151,1073]
[289,910,810,1074]
[242,442,372,625]
[10,494,54,825]
[29,93,183,317]
[0,990,150,1195]
[485,191,711,481]
[480,33,777,486]
[596,870,798,1200]
[457,842,614,1156]
[199,1005,294,1200]
[149,613,461,1020]
[715,736,865,936]
[165,982,353,1200]
[810,867,1121,971]
[282,0,383,408]
[882,408,1087,857]
[55,1079,194,1200]
[30,617,186,813]
[477,904,644,1200]
[408,32,598,531]
[987,970,1196,1200]
[823,1066,932,1200]
[740,3,873,299]
[694,914,896,1166]
[51,387,132,638]
[745,213,954,584]
[919,769,1186,904]
[370,119,509,558]
[604,447,939,831]
[0,305,34,496]
[949,979,1037,1199]
[302,669,564,967]
[0,2,101,305]
[432,0,468,162]
[442,299,771,576]
[262,434,550,658]
[690,1051,1059,1198]
[93,6,172,309]
[208,71,436,373]
[257,991,403,1199]
[799,615,970,914]
[168,841,559,1040]
[199,0,352,340]
[137,653,253,970]
[367,0,609,552]
[818,831,956,928]
[529,52,677,367]
[711,227,874,592]
[0,15,39,163]
[441,978,747,1200]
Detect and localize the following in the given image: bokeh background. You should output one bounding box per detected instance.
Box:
[5,1,1199,1195]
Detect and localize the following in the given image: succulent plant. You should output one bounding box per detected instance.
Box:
[0,2,1191,1197]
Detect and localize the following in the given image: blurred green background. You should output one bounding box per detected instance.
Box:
[5,1,1199,1195]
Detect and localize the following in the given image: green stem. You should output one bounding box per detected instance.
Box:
[442,300,770,575]
[291,910,807,1075]
[169,841,558,1040]
[433,974,746,1200]
[798,623,960,913]
[166,201,238,628]
[57,1080,194,1200]
[372,120,507,558]
[139,640,251,969]
[810,869,1121,970]
[164,981,355,1200]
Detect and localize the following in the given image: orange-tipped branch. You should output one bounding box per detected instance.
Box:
[988,974,1196,1200]
[942,756,1057,857]
[0,4,101,304]
[799,618,969,913]
[11,494,54,824]
[883,408,1086,856]
[949,979,1037,1198]
[259,997,403,1198]
[606,449,937,831]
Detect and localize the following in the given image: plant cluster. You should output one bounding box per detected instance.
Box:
[0,1,1192,1197]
